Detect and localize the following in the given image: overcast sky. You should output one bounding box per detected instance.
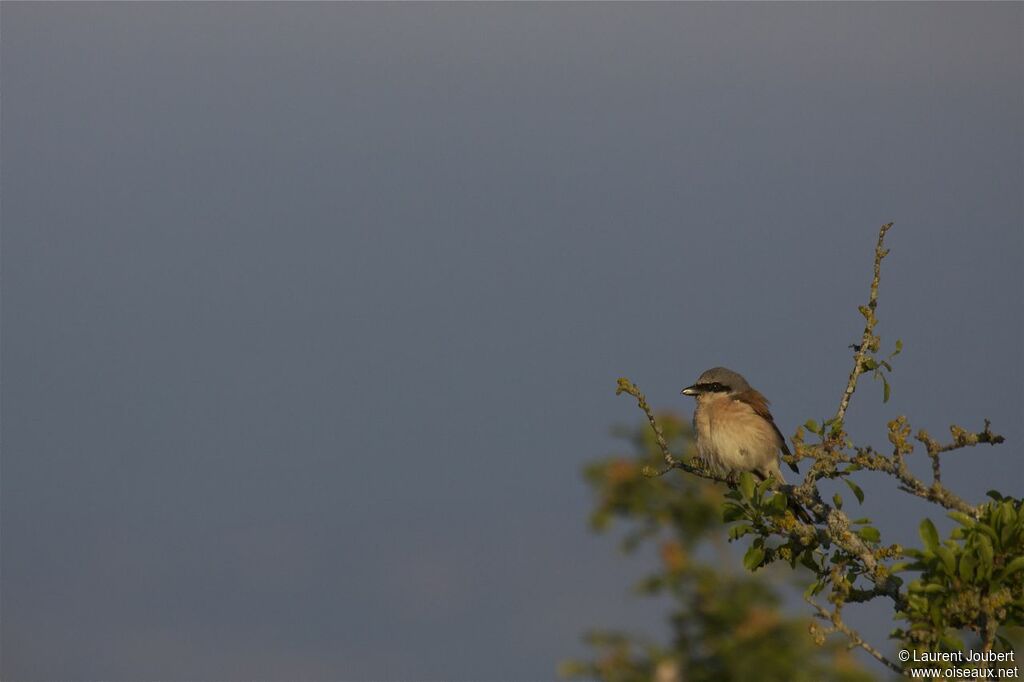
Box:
[2,3,1021,680]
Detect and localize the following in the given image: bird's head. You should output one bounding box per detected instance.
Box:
[680,366,752,402]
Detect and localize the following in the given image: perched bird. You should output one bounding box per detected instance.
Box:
[681,366,810,521]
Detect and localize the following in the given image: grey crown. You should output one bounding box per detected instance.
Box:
[693,366,752,393]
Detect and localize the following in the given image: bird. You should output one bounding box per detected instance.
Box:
[681,366,811,522]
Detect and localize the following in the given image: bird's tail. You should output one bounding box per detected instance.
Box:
[788,496,813,524]
[755,469,814,524]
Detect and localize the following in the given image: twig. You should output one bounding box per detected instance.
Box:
[843,445,981,518]
[883,417,994,517]
[615,378,676,469]
[615,378,732,485]
[915,421,1005,458]
[834,223,893,427]
[913,420,1005,492]
[806,596,904,674]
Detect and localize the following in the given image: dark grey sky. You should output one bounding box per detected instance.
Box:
[2,3,1021,680]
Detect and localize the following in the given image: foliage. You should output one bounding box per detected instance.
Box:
[568,224,1018,679]
[559,414,876,682]
[896,497,1024,657]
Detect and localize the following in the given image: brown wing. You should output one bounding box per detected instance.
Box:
[734,388,792,457]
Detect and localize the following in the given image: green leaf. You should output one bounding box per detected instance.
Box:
[978,535,995,578]
[857,526,881,543]
[936,547,956,576]
[986,490,1004,502]
[999,504,1015,546]
[919,518,940,553]
[799,551,819,572]
[882,376,891,403]
[833,493,843,510]
[947,511,976,527]
[844,479,865,504]
[975,523,999,544]
[729,524,754,541]
[767,493,788,516]
[739,472,755,501]
[723,503,746,523]
[804,419,820,434]
[1000,555,1024,578]
[959,552,977,582]
[743,546,766,571]
[851,517,871,524]
[893,339,903,356]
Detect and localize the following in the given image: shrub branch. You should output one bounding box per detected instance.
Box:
[613,223,1012,677]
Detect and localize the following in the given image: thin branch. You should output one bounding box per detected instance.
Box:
[915,421,1005,458]
[833,223,893,426]
[843,442,981,518]
[615,378,732,485]
[980,610,998,671]
[912,420,1005,494]
[806,596,904,674]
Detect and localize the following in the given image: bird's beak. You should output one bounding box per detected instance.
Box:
[681,384,700,396]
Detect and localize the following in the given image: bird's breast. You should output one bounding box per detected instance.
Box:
[695,398,780,474]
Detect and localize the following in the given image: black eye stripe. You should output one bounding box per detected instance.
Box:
[698,382,731,393]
